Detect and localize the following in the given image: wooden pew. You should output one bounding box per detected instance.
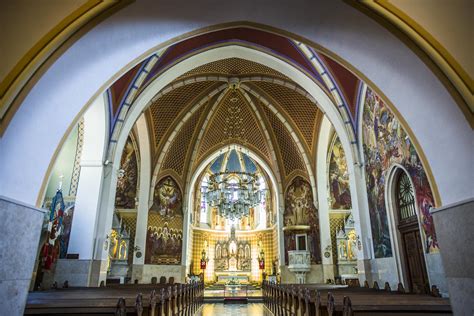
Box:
[262,281,452,316]
[25,281,204,315]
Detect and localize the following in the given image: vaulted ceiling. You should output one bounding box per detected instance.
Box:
[105,26,368,190]
[144,57,323,189]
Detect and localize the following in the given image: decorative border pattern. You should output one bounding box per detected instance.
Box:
[68,118,85,196]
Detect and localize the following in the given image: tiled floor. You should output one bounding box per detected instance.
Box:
[196,303,270,315]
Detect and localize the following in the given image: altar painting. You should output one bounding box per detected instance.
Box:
[115,137,138,209]
[214,240,251,271]
[145,176,183,264]
[328,135,352,209]
[283,177,321,264]
[362,88,438,258]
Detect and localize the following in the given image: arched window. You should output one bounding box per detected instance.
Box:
[396,171,416,222]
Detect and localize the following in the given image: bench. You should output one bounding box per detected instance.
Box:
[262,281,452,316]
[25,281,204,316]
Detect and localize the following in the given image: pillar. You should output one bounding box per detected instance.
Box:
[60,94,108,286]
[431,198,474,315]
[0,197,45,315]
[131,114,151,282]
[316,117,336,281]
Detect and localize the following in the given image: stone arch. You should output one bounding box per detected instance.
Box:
[1,19,465,211]
[186,143,284,269]
[385,163,432,291]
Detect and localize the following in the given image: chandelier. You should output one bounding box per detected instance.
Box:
[201,171,266,220]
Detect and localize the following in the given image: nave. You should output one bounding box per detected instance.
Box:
[24,280,452,315]
[1,2,472,316]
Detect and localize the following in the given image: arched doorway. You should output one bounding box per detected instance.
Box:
[394,170,429,293]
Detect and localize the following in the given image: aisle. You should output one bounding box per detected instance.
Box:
[195,303,269,316]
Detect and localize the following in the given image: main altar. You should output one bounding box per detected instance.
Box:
[214,226,252,284]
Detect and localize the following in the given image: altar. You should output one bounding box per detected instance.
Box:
[215,271,250,284]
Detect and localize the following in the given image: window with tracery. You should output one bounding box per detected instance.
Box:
[396,171,416,222]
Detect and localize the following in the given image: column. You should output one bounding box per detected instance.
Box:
[316,117,336,282]
[431,199,474,315]
[131,114,151,282]
[62,95,107,286]
[0,197,45,315]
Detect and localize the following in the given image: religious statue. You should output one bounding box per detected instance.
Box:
[107,213,130,279]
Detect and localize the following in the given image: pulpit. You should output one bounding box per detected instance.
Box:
[288,250,311,284]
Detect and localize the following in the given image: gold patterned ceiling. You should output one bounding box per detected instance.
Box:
[145,58,323,188]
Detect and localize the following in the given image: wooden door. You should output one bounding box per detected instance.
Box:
[401,227,429,293]
[396,171,429,293]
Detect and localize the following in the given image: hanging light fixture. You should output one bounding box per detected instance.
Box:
[201,170,266,220]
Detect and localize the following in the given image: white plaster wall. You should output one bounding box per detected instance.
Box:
[0,0,471,212]
[67,95,107,260]
[369,257,399,289]
[425,253,448,295]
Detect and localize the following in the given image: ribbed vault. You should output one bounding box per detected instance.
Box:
[145,58,324,190]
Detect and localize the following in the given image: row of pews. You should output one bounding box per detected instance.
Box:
[262,280,452,316]
[25,281,204,315]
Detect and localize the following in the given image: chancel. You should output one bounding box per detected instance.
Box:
[0,1,472,315]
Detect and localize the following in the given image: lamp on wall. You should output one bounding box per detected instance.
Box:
[258,249,265,270]
[200,248,209,270]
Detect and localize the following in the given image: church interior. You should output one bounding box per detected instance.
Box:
[0,1,472,315]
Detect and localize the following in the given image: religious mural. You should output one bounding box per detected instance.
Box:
[145,176,183,264]
[362,88,438,258]
[328,135,352,209]
[115,138,138,209]
[283,177,321,264]
[40,190,65,270]
[145,223,183,264]
[59,205,75,259]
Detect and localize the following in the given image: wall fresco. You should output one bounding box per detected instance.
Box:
[362,88,438,258]
[115,137,138,209]
[145,176,183,264]
[283,176,321,264]
[328,135,352,210]
[58,205,74,259]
